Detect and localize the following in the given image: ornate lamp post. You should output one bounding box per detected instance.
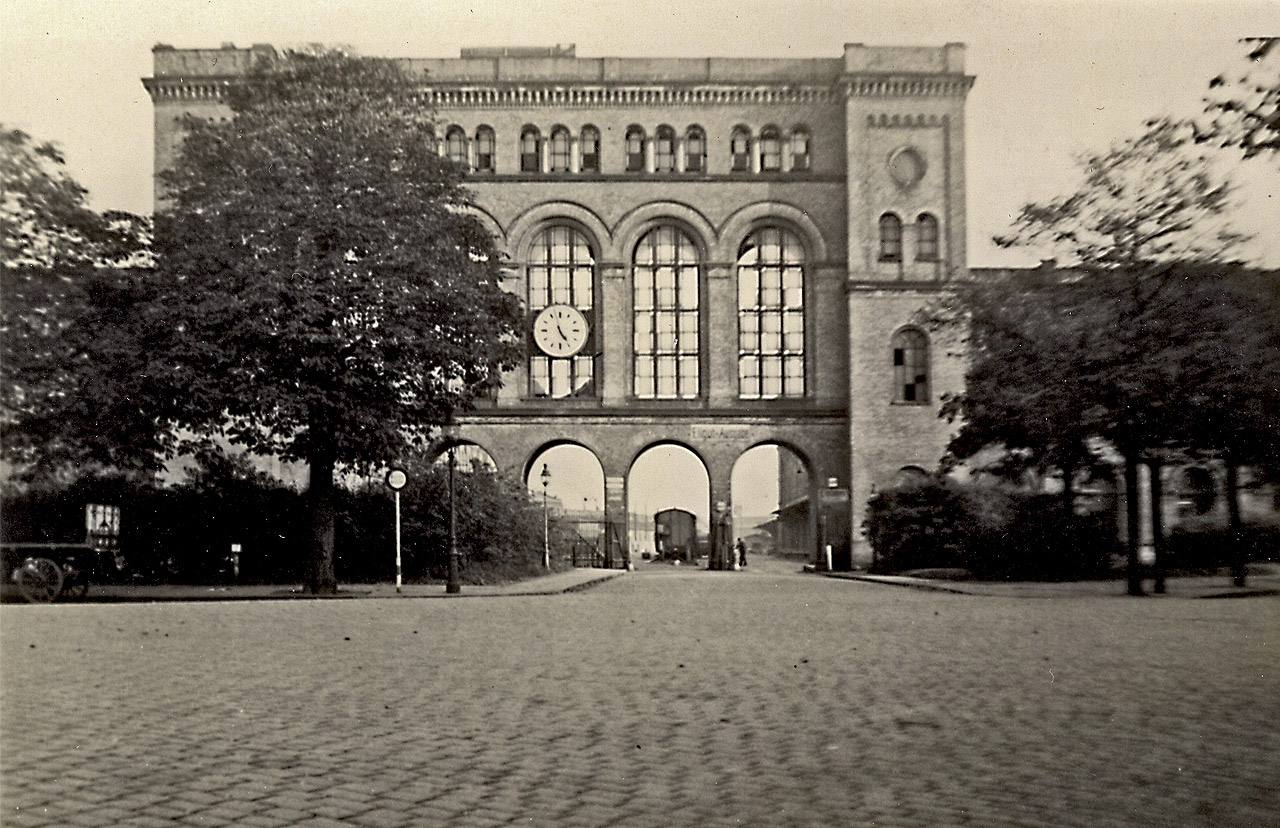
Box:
[446,446,461,594]
[541,463,551,569]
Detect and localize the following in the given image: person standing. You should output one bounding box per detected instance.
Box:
[735,538,747,568]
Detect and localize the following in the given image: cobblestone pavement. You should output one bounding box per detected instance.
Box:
[2,559,1277,827]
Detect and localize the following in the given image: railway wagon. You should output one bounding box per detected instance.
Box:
[654,508,697,562]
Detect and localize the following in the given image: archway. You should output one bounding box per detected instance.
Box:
[628,443,710,565]
[525,443,609,567]
[731,443,813,566]
[432,441,498,474]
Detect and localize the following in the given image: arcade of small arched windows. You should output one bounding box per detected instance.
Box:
[433,123,812,175]
[521,219,813,402]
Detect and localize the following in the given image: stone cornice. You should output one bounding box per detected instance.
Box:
[844,74,974,98]
[144,73,974,106]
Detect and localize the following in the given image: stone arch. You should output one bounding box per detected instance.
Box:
[507,201,611,262]
[460,204,507,253]
[716,201,829,263]
[609,200,716,262]
[522,438,606,488]
[627,441,713,562]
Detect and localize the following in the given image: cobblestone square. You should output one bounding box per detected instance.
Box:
[2,563,1277,827]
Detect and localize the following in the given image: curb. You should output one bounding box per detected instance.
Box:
[821,571,1280,600]
[0,570,626,605]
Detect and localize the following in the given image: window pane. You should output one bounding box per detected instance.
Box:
[656,312,677,351]
[656,357,677,398]
[531,356,549,396]
[678,359,699,397]
[635,358,654,396]
[573,266,593,309]
[634,314,653,352]
[679,311,699,352]
[739,269,759,308]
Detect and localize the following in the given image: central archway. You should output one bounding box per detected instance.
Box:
[628,443,710,565]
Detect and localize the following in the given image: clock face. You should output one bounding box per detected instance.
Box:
[533,304,589,358]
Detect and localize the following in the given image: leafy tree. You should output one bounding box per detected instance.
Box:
[1,127,160,478]
[1201,37,1280,159]
[154,50,523,593]
[951,118,1253,595]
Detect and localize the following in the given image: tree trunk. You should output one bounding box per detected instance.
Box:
[1060,460,1077,521]
[1226,461,1246,587]
[1124,453,1145,596]
[1147,460,1165,594]
[304,443,338,595]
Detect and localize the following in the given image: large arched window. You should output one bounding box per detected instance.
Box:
[685,126,706,173]
[879,213,903,262]
[548,126,571,173]
[445,126,468,168]
[580,125,600,173]
[528,226,596,398]
[759,126,782,172]
[474,126,495,172]
[633,226,700,399]
[520,126,542,172]
[916,213,939,261]
[654,125,676,173]
[730,126,752,172]
[892,328,929,403]
[738,227,805,399]
[790,127,811,171]
[625,126,646,173]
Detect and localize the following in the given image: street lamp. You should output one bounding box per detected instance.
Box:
[446,447,461,594]
[541,463,551,569]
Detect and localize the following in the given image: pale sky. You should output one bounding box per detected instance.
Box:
[3,0,1276,520]
[3,0,1277,266]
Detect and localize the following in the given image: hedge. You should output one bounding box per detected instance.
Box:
[864,478,1117,580]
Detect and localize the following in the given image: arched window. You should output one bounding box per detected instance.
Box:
[633,226,700,399]
[879,213,903,262]
[737,227,805,399]
[759,126,782,172]
[580,125,600,173]
[520,126,541,173]
[916,213,939,261]
[731,126,752,172]
[685,126,706,173]
[474,126,495,172]
[892,328,929,403]
[625,126,646,173]
[528,226,596,398]
[790,127,810,172]
[445,126,468,168]
[548,126,571,173]
[654,125,676,173]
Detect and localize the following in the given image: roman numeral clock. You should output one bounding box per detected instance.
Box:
[532,304,589,358]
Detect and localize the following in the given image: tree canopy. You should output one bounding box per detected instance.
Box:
[1,127,161,478]
[945,118,1274,593]
[1201,37,1280,160]
[154,49,523,591]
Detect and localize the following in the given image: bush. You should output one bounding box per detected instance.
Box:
[1164,525,1280,573]
[864,478,1117,580]
[1,449,559,585]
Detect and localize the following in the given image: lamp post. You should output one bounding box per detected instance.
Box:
[385,469,407,592]
[541,463,551,569]
[446,447,461,594]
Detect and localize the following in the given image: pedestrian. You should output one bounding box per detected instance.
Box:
[735,538,747,568]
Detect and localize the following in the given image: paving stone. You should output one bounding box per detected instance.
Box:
[2,560,1277,827]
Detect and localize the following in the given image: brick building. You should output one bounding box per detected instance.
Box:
[144,42,972,567]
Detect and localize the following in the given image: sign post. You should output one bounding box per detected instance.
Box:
[386,469,407,592]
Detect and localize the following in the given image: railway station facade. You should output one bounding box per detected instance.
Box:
[145,42,972,567]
